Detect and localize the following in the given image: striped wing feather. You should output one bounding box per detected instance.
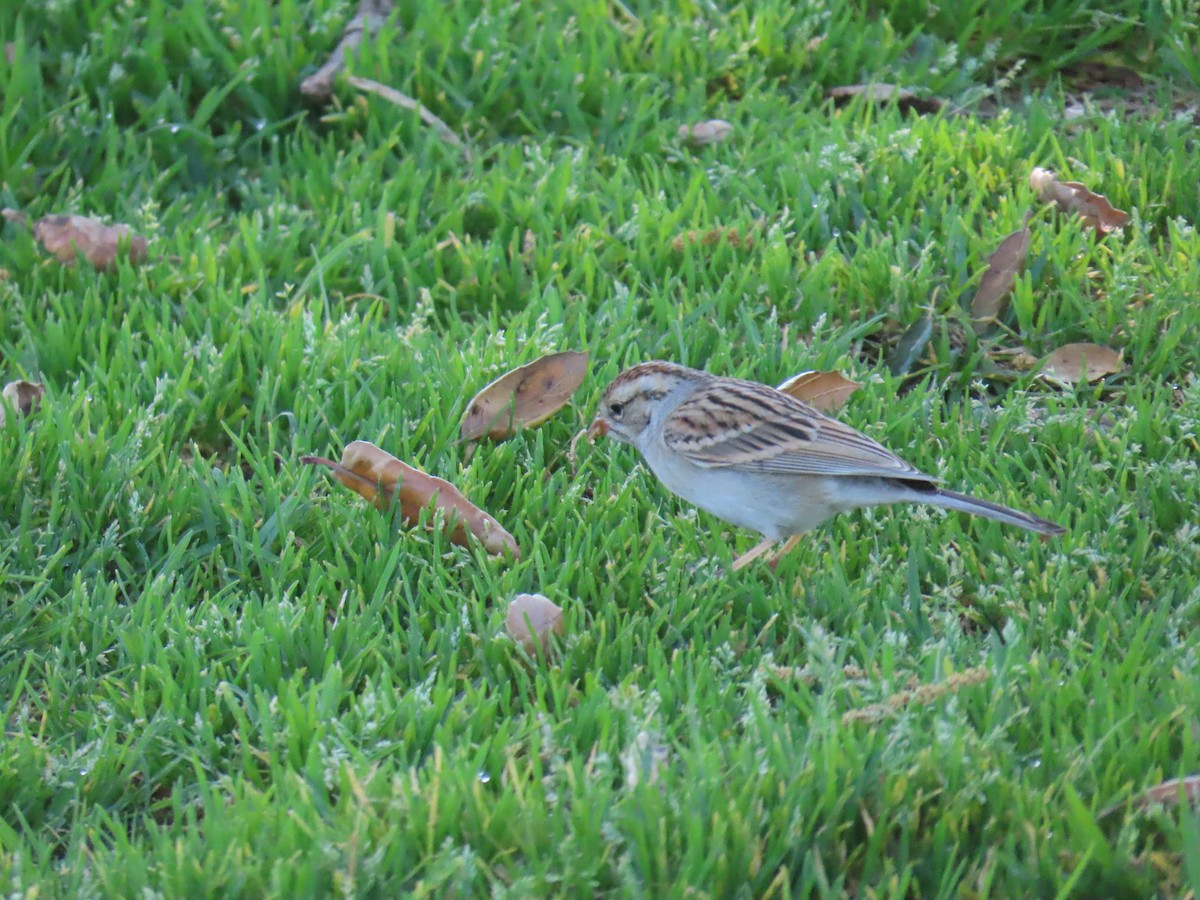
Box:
[662,379,933,481]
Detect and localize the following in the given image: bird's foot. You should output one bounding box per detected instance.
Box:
[766,535,803,571]
[731,538,777,571]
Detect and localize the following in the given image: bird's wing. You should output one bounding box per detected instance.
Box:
[661,379,934,480]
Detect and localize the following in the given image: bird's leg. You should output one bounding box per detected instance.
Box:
[767,535,803,571]
[732,538,777,571]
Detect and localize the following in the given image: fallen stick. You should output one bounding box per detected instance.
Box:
[347,75,470,158]
[301,0,395,100]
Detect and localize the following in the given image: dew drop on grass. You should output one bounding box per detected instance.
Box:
[477,770,491,784]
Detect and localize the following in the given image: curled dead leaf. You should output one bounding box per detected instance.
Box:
[301,440,520,557]
[971,222,1032,329]
[505,593,565,654]
[5,211,149,269]
[1040,342,1123,384]
[1029,167,1128,234]
[461,351,589,441]
[1101,774,1200,819]
[677,119,733,147]
[0,380,45,428]
[775,370,861,413]
[827,84,943,115]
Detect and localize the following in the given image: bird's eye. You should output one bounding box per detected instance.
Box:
[608,401,625,419]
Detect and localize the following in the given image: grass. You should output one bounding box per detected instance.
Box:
[2,0,1200,896]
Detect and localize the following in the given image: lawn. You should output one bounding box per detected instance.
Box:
[3,0,1200,896]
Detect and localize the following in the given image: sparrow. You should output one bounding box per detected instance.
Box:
[588,361,1064,568]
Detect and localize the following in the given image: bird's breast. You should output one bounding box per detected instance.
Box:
[639,438,836,538]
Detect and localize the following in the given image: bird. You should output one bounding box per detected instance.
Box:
[586,361,1065,569]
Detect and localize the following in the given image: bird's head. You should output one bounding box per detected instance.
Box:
[587,361,707,448]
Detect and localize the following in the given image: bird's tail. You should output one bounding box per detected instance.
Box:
[925,487,1065,536]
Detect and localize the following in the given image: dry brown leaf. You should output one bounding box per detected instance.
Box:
[677,119,733,147]
[1040,342,1123,384]
[1101,774,1200,819]
[4,211,149,269]
[0,380,45,428]
[461,351,589,441]
[301,440,520,557]
[971,223,1031,328]
[775,370,861,413]
[505,593,564,654]
[827,84,943,114]
[670,226,754,253]
[1029,167,1128,234]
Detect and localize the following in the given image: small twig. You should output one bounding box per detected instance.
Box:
[842,666,991,725]
[301,0,394,100]
[567,426,591,469]
[347,75,471,159]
